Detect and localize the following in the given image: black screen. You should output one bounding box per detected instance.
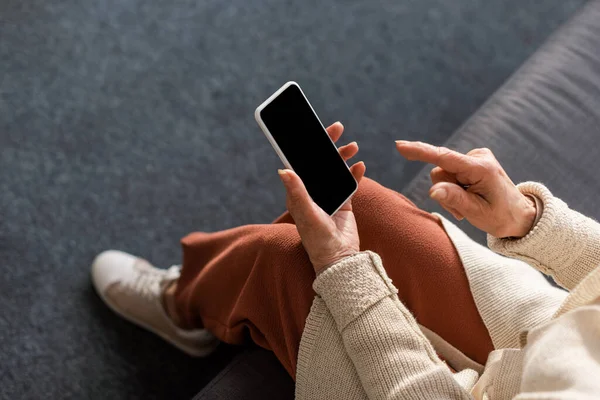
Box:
[260,84,357,215]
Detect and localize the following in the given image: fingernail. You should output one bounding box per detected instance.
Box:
[430,188,447,200]
[278,169,291,182]
[395,140,408,145]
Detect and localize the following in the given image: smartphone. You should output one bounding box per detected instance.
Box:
[255,81,358,215]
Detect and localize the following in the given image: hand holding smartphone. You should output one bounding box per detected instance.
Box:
[255,82,358,215]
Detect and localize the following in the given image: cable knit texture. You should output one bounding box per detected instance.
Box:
[313,252,398,330]
[295,183,600,399]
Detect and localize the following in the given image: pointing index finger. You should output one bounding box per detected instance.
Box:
[395,141,472,174]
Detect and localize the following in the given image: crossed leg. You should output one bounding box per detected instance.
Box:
[174,177,494,378]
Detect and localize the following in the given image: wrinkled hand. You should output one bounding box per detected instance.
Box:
[279,122,366,274]
[396,141,537,238]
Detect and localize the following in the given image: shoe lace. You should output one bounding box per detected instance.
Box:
[124,264,181,301]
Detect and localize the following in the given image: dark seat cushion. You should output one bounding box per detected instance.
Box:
[195,1,600,398]
[405,0,600,244]
[193,348,294,400]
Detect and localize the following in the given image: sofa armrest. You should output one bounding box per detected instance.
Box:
[404,0,600,245]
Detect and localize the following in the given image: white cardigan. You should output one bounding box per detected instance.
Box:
[295,182,600,399]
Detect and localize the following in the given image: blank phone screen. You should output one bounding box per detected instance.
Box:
[260,84,357,215]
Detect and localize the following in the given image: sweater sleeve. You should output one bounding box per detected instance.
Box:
[488,182,600,290]
[313,251,472,399]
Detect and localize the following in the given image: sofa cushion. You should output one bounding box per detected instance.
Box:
[405,0,600,245]
[193,348,294,400]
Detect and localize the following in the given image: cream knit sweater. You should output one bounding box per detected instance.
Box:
[295,182,600,399]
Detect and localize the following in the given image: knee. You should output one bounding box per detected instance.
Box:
[354,178,417,213]
[253,225,314,283]
[354,177,379,202]
[257,225,305,260]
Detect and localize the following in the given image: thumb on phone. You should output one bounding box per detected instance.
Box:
[278,169,321,227]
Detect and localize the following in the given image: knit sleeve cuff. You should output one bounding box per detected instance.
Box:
[488,182,600,290]
[313,251,398,330]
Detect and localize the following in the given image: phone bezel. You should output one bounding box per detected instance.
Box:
[254,81,358,216]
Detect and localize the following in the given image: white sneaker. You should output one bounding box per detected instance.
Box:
[91,250,219,357]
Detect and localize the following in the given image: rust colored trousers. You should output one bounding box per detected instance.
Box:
[175,178,493,378]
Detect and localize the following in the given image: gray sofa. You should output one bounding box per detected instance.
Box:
[195,1,600,398]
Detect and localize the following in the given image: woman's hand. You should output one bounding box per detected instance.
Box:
[279,122,366,274]
[396,141,537,238]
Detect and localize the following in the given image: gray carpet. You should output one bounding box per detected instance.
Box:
[0,0,585,399]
